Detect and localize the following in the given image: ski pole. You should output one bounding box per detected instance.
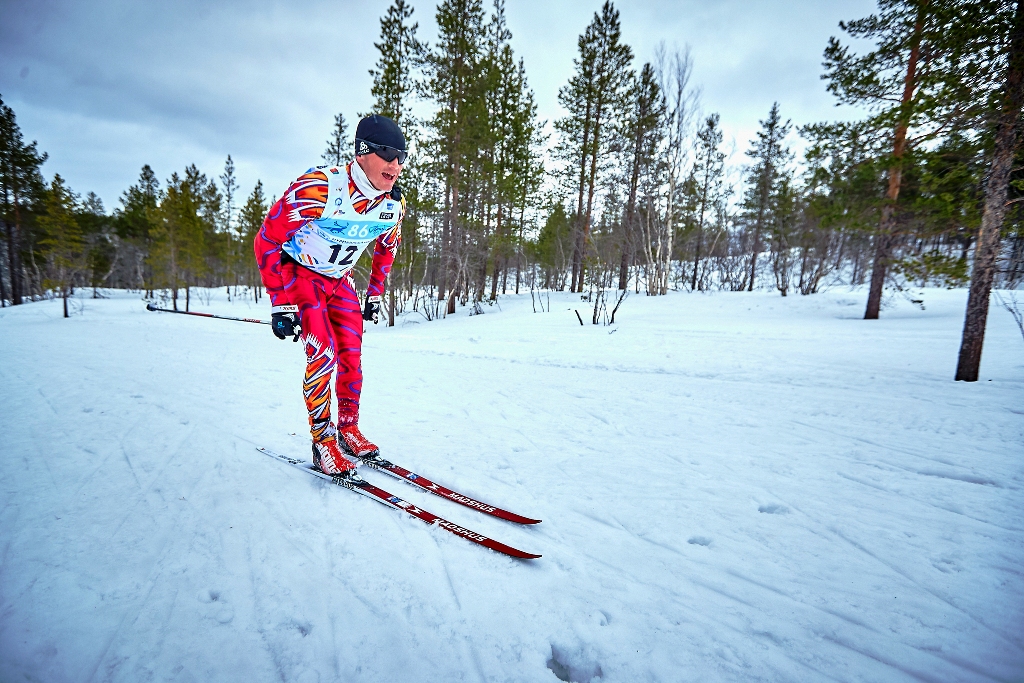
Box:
[145,302,270,325]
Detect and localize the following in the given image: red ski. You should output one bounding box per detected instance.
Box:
[257,447,541,560]
[351,453,542,525]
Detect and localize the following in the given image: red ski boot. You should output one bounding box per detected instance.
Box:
[312,437,358,476]
[338,425,381,459]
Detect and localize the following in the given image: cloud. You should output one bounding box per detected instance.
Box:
[1,0,874,209]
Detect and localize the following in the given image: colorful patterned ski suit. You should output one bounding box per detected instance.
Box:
[254,162,403,442]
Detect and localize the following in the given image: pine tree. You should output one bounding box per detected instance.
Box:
[77,191,115,297]
[741,102,793,291]
[800,121,885,289]
[688,114,726,291]
[0,95,48,305]
[956,0,1024,380]
[423,0,488,313]
[822,0,967,319]
[369,0,423,324]
[115,165,160,292]
[37,174,84,317]
[768,173,800,295]
[219,155,239,296]
[555,1,634,292]
[618,62,665,292]
[151,166,220,311]
[480,1,543,301]
[323,114,351,166]
[369,0,423,127]
[238,180,268,301]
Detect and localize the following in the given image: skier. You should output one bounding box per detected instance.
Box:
[254,114,407,477]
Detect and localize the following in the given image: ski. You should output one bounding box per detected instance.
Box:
[257,447,541,560]
[351,452,542,525]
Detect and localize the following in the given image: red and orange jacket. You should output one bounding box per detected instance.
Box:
[253,162,404,308]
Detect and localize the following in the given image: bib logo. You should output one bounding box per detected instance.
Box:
[380,212,394,220]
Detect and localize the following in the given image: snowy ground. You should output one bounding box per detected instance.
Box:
[1,284,1022,683]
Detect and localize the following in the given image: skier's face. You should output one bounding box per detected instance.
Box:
[356,151,403,192]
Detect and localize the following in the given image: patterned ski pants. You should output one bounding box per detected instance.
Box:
[283,263,364,442]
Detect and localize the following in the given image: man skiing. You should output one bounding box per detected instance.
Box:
[254,114,407,477]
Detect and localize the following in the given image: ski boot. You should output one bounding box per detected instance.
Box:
[312,437,361,481]
[338,425,390,467]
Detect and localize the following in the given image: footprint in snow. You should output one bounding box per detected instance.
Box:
[758,504,789,515]
[198,589,234,624]
[688,536,711,547]
[290,620,313,637]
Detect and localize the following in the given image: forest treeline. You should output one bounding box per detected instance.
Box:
[2,0,1023,379]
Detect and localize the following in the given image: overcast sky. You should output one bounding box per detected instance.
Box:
[0,0,875,211]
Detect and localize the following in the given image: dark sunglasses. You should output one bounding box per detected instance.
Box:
[356,138,408,165]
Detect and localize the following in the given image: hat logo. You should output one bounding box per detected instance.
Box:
[359,141,369,154]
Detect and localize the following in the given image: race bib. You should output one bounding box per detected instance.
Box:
[281,165,400,278]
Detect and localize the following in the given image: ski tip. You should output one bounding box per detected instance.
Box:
[497,512,541,525]
[491,544,542,560]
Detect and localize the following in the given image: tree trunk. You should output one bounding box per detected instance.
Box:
[0,243,7,306]
[387,276,395,327]
[439,183,452,303]
[446,140,463,316]
[955,0,1024,381]
[864,4,925,319]
[692,164,711,291]
[577,106,604,293]
[661,174,675,295]
[8,192,24,305]
[747,200,767,292]
[571,92,595,293]
[619,108,644,291]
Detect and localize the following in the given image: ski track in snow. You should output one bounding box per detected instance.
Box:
[0,287,1022,682]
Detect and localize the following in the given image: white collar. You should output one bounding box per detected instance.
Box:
[349,159,387,200]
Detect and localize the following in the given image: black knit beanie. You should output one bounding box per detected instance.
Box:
[355,115,406,154]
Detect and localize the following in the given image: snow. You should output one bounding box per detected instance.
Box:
[1,285,1022,682]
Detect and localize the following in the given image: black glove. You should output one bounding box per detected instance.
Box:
[363,295,381,324]
[271,305,301,341]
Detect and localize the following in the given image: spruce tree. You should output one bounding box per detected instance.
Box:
[219,155,239,296]
[323,114,351,166]
[741,102,792,292]
[688,114,726,291]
